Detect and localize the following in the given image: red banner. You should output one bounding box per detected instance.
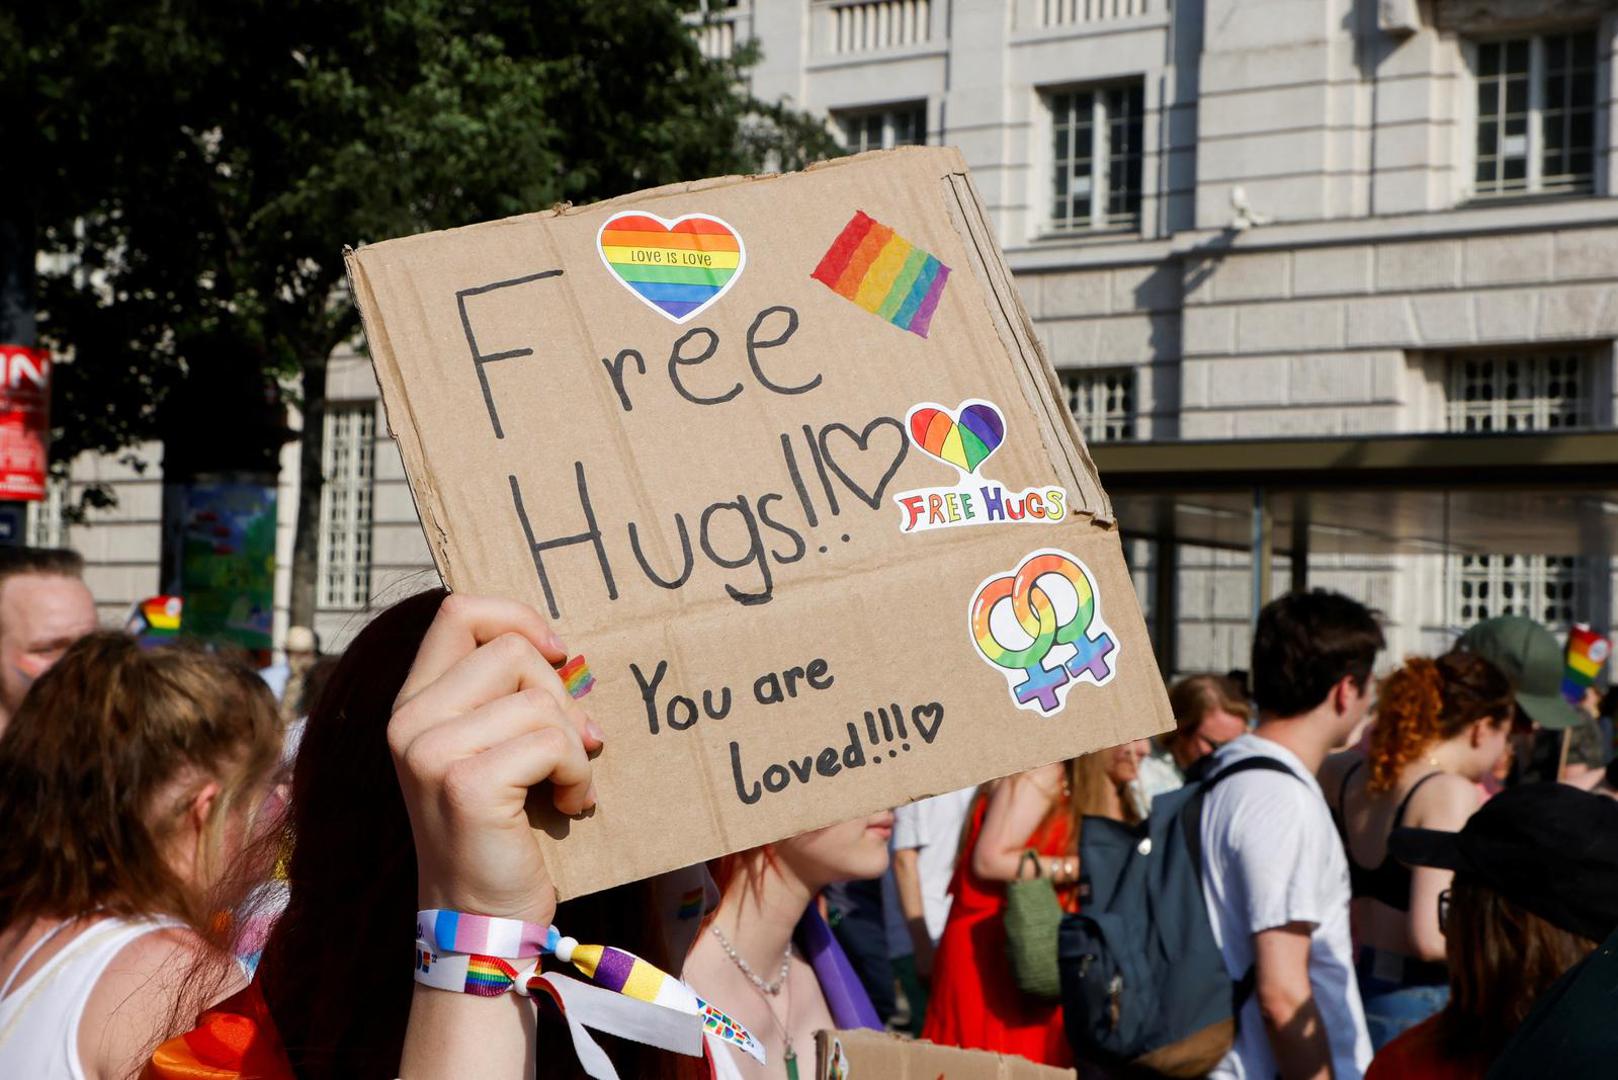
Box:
[0,345,50,501]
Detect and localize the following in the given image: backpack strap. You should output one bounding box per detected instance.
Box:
[1182,755,1300,879]
[1180,755,1307,1018]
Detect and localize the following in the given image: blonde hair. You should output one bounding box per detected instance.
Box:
[0,632,281,935]
[1065,747,1143,844]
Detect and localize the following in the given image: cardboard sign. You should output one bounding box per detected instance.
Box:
[0,345,50,501]
[814,1029,1077,1080]
[348,147,1172,898]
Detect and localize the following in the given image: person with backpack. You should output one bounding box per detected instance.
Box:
[1058,592,1381,1079]
[1200,591,1383,1079]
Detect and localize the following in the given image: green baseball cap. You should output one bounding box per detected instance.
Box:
[1457,615,1584,730]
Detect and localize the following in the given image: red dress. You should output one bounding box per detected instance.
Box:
[921,791,1077,1068]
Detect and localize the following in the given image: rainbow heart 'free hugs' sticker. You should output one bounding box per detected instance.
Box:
[596,211,745,323]
[908,399,1006,475]
[892,399,1069,535]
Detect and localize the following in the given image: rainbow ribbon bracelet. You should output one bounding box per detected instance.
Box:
[413,912,763,1067]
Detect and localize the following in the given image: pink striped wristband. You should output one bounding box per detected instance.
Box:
[417,909,554,959]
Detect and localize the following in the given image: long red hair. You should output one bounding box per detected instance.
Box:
[1369,652,1513,792]
[254,589,704,1080]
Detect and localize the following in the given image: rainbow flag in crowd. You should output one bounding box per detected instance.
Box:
[1563,624,1611,703]
[126,595,183,646]
[811,210,951,338]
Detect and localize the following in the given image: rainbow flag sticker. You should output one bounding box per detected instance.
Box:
[1563,624,1610,703]
[810,210,950,338]
[596,211,745,323]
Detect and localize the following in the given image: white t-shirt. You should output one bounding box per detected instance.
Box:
[1199,734,1371,1080]
[891,786,978,943]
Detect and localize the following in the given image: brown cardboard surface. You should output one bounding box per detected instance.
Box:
[347,147,1173,898]
[814,1029,1077,1080]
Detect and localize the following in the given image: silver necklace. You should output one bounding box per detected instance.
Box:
[708,924,792,995]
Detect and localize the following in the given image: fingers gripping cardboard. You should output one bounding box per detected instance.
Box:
[347,147,1172,898]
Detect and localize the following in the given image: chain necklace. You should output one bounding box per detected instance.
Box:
[754,969,798,1080]
[708,924,792,995]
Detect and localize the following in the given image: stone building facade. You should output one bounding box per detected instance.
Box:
[40,0,1618,670]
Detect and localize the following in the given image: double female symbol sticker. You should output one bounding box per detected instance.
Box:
[969,549,1119,715]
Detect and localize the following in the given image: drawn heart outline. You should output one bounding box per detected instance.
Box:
[911,703,945,744]
[818,417,909,510]
[905,399,1006,475]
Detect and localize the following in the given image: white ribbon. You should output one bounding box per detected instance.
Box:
[531,972,706,1080]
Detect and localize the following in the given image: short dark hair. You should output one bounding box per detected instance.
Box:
[1250,590,1385,718]
[0,546,84,585]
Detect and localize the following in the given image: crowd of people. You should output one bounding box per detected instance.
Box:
[0,543,1614,1078]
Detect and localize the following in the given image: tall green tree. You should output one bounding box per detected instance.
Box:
[12,0,837,622]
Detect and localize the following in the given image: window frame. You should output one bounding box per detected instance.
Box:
[833,101,928,153]
[1060,366,1139,442]
[1463,28,1602,202]
[316,402,377,611]
[1042,79,1146,235]
[1448,552,1594,633]
[1441,346,1603,434]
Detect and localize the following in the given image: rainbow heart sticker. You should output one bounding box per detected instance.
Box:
[907,399,1006,474]
[596,211,745,323]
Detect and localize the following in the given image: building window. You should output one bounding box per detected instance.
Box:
[317,404,375,610]
[1473,30,1597,198]
[1450,553,1589,630]
[24,476,68,548]
[1048,82,1145,231]
[836,103,926,152]
[1062,367,1137,441]
[1445,350,1593,433]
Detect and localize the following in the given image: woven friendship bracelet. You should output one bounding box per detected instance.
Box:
[411,918,766,1066]
[417,909,554,959]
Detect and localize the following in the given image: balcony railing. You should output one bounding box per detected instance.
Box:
[695,19,737,60]
[1041,0,1148,27]
[830,0,931,54]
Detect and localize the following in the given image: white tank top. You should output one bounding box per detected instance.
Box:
[0,915,185,1079]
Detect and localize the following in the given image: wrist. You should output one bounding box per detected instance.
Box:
[418,880,555,927]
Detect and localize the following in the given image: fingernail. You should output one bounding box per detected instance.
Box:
[586,719,606,744]
[547,631,567,655]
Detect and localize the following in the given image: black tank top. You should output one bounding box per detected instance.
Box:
[1332,759,1443,912]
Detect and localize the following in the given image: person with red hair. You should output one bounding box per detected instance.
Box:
[1322,651,1515,1050]
[684,823,889,1080]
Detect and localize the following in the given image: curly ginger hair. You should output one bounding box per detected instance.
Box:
[1368,652,1514,791]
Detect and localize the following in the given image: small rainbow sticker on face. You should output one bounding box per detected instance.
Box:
[558,655,595,700]
[676,886,705,920]
[908,400,1005,475]
[811,210,950,338]
[596,211,745,323]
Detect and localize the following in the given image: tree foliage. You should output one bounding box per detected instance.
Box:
[9,0,839,611]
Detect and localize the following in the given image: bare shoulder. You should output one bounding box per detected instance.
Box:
[1405,772,1482,829]
[79,926,242,1080]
